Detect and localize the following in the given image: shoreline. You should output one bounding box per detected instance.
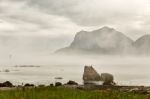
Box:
[0,80,150,94]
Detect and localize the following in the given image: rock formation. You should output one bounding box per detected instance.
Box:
[83,66,115,85]
[83,66,101,84]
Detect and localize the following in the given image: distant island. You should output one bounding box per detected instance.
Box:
[56,26,150,55]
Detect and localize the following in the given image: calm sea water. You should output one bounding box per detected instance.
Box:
[0,54,150,86]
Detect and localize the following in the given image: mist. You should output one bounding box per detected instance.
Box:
[0,0,150,87]
[0,27,150,86]
[0,47,150,86]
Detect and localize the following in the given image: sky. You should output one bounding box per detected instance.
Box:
[0,0,150,52]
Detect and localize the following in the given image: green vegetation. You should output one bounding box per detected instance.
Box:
[0,86,150,99]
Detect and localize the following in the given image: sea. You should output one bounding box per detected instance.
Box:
[0,54,149,86]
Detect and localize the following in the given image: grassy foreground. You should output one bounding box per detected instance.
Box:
[0,86,150,99]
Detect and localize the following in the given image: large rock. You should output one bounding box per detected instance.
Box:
[0,81,13,87]
[101,73,114,85]
[83,66,101,84]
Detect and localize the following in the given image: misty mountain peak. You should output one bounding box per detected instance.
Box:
[135,34,150,45]
[76,26,115,37]
[138,34,150,40]
[134,34,150,54]
[56,27,134,54]
[92,26,115,33]
[56,27,150,55]
[100,26,114,31]
[77,30,87,33]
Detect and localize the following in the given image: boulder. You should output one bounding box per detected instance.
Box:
[83,66,101,84]
[24,83,34,87]
[0,81,13,87]
[66,80,78,85]
[101,73,114,85]
[3,81,13,87]
[50,84,54,87]
[55,82,62,87]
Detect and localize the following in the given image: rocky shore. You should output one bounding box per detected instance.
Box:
[0,80,150,94]
[0,65,149,94]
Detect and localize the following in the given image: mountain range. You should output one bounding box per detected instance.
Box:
[56,26,150,55]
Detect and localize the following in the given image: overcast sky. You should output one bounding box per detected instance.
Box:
[0,0,150,45]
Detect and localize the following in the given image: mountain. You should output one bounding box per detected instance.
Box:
[56,26,134,55]
[134,34,150,55]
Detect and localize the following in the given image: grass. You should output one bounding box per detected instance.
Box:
[0,86,150,99]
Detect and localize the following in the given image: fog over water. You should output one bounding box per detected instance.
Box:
[0,28,149,86]
[0,52,150,86]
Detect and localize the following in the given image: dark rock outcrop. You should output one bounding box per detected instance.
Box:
[66,80,78,85]
[50,84,54,87]
[55,82,62,87]
[24,83,34,87]
[82,66,115,85]
[0,81,13,87]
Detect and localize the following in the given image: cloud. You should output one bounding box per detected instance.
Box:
[0,0,85,52]
[10,0,150,40]
[20,0,149,26]
[0,0,150,52]
[0,0,82,37]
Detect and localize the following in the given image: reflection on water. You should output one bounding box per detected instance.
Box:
[0,55,150,86]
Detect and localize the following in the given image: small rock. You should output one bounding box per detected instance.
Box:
[55,77,63,79]
[4,69,10,72]
[55,82,62,87]
[66,80,78,85]
[24,83,34,87]
[50,84,54,87]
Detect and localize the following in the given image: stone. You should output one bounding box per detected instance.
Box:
[50,84,54,87]
[101,73,114,85]
[83,66,101,84]
[24,83,34,87]
[4,69,10,72]
[66,80,78,85]
[55,77,63,80]
[55,82,62,87]
[0,81,13,87]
